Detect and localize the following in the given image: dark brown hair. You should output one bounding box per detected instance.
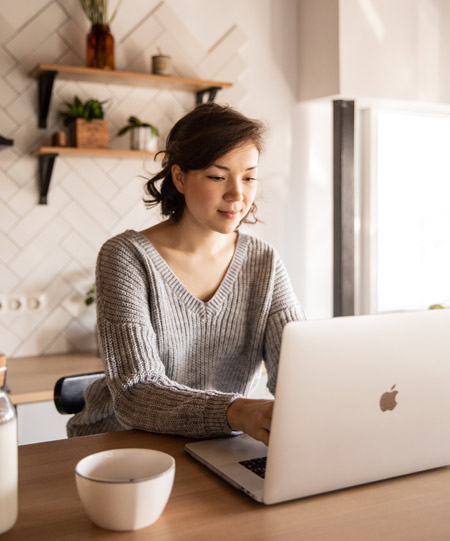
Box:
[143,102,266,223]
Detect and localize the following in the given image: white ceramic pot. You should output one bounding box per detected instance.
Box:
[75,448,175,531]
[130,127,158,152]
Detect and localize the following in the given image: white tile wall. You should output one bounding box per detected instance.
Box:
[0,78,16,105]
[0,232,18,262]
[7,156,37,189]
[0,0,50,31]
[0,108,17,135]
[199,26,247,78]
[154,3,205,65]
[0,0,248,357]
[9,216,71,278]
[0,262,19,292]
[0,201,19,231]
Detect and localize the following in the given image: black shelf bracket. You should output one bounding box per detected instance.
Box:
[196,86,221,105]
[38,70,57,129]
[38,153,58,204]
[0,135,14,146]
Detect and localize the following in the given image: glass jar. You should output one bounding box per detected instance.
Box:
[0,388,18,534]
[86,24,115,70]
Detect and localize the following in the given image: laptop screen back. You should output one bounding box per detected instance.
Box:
[264,310,450,504]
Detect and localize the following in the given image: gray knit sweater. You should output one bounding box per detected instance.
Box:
[67,229,304,438]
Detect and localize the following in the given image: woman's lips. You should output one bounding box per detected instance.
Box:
[218,210,241,219]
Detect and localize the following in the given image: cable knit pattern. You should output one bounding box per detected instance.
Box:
[67,230,304,438]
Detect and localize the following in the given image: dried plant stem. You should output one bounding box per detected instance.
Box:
[79,0,122,25]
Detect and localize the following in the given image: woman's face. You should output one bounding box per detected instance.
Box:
[172,143,259,235]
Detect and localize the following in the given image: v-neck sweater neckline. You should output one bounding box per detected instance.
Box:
[128,229,250,314]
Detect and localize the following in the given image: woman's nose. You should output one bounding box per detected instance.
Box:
[224,179,244,201]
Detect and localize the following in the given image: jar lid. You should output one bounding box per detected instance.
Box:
[0,391,15,425]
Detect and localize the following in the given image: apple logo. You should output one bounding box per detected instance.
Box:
[379,384,398,412]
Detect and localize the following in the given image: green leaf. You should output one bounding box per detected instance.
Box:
[57,95,106,123]
[116,125,131,136]
[127,116,142,126]
[84,284,95,306]
[117,115,159,137]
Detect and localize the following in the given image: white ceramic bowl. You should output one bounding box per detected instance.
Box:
[75,448,175,531]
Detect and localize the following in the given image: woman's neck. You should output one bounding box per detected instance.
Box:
[142,219,237,257]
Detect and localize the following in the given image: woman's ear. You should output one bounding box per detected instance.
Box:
[171,165,185,194]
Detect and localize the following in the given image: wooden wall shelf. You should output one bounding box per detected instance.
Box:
[31,63,232,129]
[32,64,232,92]
[37,146,157,159]
[36,147,157,205]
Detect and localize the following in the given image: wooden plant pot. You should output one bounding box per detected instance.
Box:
[70,118,109,149]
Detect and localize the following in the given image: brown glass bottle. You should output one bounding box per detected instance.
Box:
[86,24,114,70]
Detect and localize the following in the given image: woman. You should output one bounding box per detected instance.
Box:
[68,103,304,445]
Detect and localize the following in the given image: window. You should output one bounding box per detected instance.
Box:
[359,109,450,313]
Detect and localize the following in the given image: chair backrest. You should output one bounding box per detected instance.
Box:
[0,353,7,391]
[54,371,105,414]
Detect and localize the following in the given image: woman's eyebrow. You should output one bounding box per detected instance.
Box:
[211,164,258,171]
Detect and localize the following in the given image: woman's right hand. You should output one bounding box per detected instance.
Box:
[226,397,274,446]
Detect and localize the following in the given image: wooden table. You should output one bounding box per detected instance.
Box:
[7,352,103,404]
[3,430,450,540]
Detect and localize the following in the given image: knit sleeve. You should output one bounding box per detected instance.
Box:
[263,253,305,394]
[95,236,240,438]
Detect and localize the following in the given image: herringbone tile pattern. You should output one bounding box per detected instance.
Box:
[0,0,247,357]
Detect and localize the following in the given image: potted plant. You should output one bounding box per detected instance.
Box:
[85,285,96,306]
[117,116,159,152]
[80,0,123,70]
[58,96,109,149]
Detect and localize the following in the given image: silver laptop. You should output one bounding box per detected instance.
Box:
[185,309,450,504]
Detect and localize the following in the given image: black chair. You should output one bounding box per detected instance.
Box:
[54,371,105,414]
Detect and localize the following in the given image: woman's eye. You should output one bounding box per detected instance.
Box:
[244,177,257,182]
[207,176,224,181]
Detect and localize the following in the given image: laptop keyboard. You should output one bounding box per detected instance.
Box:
[239,457,267,479]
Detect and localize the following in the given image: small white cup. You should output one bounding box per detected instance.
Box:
[75,448,175,531]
